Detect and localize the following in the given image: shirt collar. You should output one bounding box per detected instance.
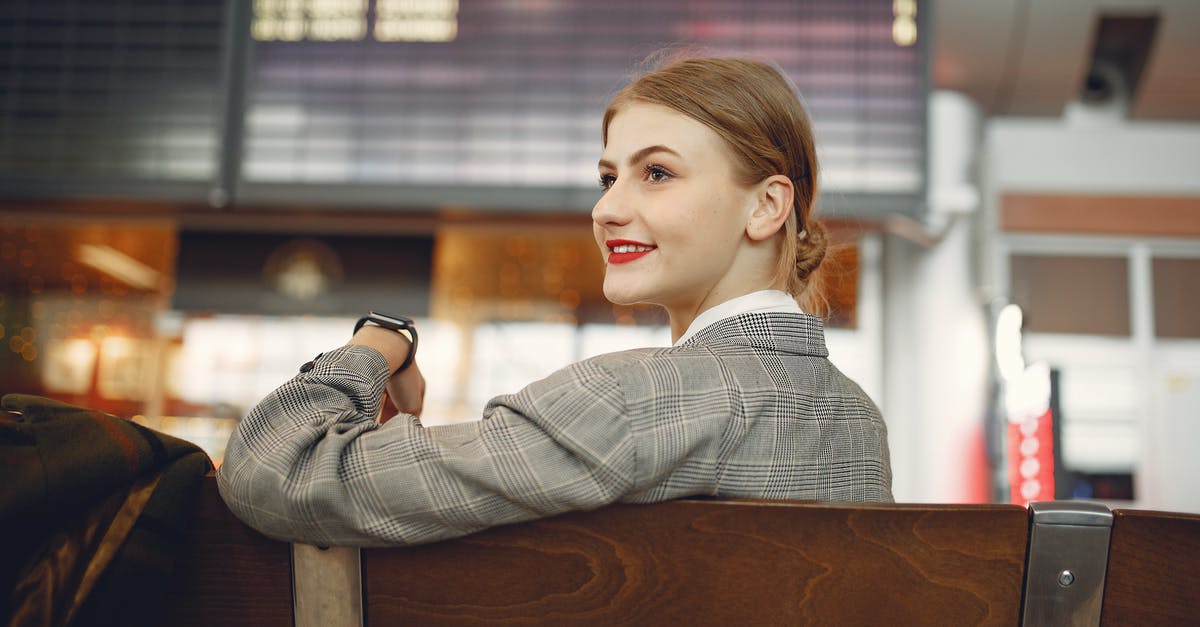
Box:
[673,290,802,346]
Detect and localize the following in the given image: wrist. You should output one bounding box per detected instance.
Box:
[346,327,408,372]
[350,312,418,372]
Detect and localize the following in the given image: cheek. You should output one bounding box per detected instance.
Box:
[682,192,742,246]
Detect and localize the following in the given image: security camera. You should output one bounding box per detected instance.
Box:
[1080,60,1126,107]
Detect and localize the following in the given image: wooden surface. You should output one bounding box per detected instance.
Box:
[1101,508,1200,626]
[1001,193,1200,237]
[136,477,1200,626]
[364,499,1030,626]
[159,477,293,627]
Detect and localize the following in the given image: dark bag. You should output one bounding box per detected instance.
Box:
[1,394,213,627]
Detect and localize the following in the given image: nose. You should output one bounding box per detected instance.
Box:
[591,183,630,228]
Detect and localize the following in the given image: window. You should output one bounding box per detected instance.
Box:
[1009,254,1130,336]
[1152,257,1200,339]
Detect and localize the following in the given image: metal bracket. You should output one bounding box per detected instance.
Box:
[292,544,364,627]
[1021,501,1113,627]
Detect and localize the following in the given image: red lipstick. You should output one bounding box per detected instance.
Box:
[606,239,656,264]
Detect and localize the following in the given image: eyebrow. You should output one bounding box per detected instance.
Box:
[597,144,682,170]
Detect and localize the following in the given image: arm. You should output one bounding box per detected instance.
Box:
[347,319,424,420]
[216,345,637,547]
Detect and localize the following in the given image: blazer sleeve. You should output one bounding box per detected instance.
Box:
[216,345,637,547]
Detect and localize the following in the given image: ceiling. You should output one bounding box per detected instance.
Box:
[932,0,1200,119]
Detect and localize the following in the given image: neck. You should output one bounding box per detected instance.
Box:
[665,287,732,344]
[669,316,689,344]
[666,283,786,343]
[664,250,789,342]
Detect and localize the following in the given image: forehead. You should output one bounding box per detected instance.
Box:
[602,102,728,162]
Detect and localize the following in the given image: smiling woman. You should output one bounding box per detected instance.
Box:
[217,55,893,548]
[594,109,759,340]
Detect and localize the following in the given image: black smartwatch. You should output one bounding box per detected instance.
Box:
[353,311,418,371]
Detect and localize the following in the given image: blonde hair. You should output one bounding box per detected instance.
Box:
[602,55,828,312]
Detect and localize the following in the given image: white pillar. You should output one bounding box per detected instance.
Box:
[883,90,991,503]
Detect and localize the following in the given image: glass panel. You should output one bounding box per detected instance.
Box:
[1009,254,1130,335]
[1152,257,1200,339]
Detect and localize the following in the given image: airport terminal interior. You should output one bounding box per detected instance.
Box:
[2,0,1198,516]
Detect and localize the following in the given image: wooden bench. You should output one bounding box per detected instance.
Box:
[160,476,1200,626]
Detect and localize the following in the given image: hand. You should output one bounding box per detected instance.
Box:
[346,325,424,421]
[384,360,425,421]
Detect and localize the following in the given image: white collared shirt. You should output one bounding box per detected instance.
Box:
[673,290,802,346]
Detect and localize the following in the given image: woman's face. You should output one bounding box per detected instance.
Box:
[592,102,758,321]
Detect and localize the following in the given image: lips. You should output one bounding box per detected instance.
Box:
[606,239,656,265]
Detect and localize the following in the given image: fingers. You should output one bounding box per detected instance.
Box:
[385,361,426,418]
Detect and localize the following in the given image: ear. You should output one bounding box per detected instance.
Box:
[745,175,793,242]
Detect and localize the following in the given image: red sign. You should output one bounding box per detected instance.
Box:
[1008,407,1055,505]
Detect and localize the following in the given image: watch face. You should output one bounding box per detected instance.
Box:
[355,312,413,334]
[369,311,414,330]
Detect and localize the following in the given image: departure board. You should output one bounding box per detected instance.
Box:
[0,0,226,191]
[240,0,926,213]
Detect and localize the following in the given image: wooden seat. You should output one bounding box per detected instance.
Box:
[162,478,292,627]
[159,475,1200,626]
[362,498,1028,626]
[161,477,1029,626]
[1101,508,1200,625]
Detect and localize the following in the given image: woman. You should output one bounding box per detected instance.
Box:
[218,56,892,547]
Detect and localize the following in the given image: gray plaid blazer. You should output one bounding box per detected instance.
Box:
[218,312,892,547]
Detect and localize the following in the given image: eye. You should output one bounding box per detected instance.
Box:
[644,164,673,183]
[598,173,616,190]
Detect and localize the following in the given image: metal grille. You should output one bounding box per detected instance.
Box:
[0,0,226,193]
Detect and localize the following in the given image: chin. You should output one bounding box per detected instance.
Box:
[603,289,638,306]
[602,280,646,307]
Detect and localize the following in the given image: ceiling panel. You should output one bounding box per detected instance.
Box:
[1132,1,1200,119]
[932,0,1200,120]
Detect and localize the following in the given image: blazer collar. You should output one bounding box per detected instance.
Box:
[681,311,829,358]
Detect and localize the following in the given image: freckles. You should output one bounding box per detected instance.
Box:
[707,189,731,213]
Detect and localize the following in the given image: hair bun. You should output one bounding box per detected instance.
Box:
[793,219,827,286]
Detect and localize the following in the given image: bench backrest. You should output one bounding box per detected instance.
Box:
[1101,508,1200,625]
[160,476,1200,626]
